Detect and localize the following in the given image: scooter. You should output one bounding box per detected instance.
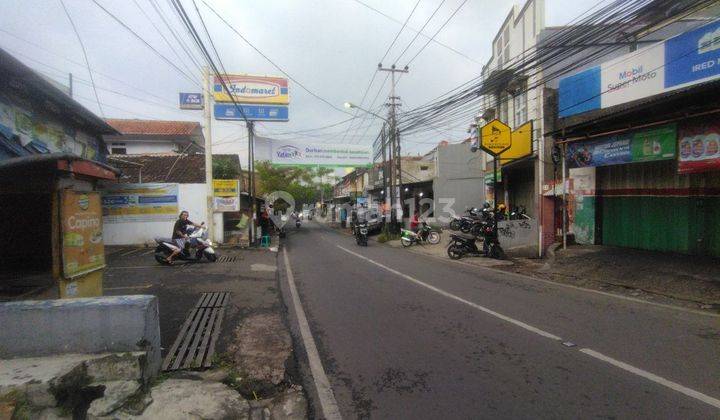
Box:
[400,222,441,247]
[154,224,217,264]
[447,233,483,259]
[295,219,301,229]
[355,221,368,246]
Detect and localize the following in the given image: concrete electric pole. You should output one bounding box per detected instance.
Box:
[202,66,215,242]
[378,64,408,232]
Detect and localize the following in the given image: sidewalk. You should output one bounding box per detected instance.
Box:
[510,245,720,307]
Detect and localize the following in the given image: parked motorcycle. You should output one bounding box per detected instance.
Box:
[479,222,506,260]
[509,205,530,220]
[400,222,441,247]
[154,224,217,264]
[449,207,483,232]
[447,233,483,259]
[355,221,369,246]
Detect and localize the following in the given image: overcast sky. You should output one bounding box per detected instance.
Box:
[0,0,598,164]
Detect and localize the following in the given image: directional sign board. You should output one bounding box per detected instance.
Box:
[214,103,289,122]
[480,119,511,156]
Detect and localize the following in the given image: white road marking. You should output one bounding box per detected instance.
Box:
[580,348,720,409]
[282,247,342,420]
[337,244,720,411]
[337,245,562,340]
[406,244,720,318]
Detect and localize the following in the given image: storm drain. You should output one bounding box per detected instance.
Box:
[162,292,230,371]
[217,255,238,263]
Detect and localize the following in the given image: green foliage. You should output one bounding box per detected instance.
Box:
[255,161,335,207]
[212,157,240,179]
[377,231,399,243]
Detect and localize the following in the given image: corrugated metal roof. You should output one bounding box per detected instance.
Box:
[105,119,201,136]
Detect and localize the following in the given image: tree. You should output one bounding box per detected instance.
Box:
[212,156,240,179]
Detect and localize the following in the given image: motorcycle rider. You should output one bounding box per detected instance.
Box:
[410,210,420,232]
[167,211,203,264]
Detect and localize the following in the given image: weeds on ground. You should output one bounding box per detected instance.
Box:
[377,232,399,243]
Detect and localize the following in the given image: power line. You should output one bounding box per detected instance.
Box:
[392,0,447,64]
[349,0,479,65]
[90,0,200,86]
[200,0,354,116]
[131,0,200,78]
[58,0,104,117]
[340,0,422,144]
[405,0,469,66]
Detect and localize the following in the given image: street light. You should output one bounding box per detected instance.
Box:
[343,101,388,123]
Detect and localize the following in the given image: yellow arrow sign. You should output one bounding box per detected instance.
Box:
[480,119,511,156]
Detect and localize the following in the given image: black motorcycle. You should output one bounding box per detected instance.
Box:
[355,222,369,246]
[479,222,506,260]
[449,208,482,232]
[447,233,483,259]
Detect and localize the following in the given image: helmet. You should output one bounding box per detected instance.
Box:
[482,201,491,209]
[498,204,506,211]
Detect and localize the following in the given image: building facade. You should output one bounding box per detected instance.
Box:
[104,119,204,155]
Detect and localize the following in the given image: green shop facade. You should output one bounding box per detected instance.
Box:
[553,20,720,257]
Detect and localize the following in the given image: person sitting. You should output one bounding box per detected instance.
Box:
[167,211,203,264]
[410,210,420,232]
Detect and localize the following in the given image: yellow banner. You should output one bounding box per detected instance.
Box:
[500,121,533,164]
[62,190,105,278]
[213,179,239,197]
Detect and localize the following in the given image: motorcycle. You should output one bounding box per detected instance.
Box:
[154,224,217,264]
[479,222,506,260]
[447,233,483,259]
[355,221,368,246]
[400,222,441,247]
[295,219,302,229]
[510,205,531,220]
[449,207,483,233]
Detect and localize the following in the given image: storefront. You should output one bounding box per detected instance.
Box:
[0,47,119,298]
[554,19,720,257]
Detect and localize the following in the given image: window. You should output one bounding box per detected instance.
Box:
[513,91,527,128]
[500,95,509,124]
[111,147,127,154]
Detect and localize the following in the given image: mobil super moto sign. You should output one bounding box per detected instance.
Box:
[213,74,289,105]
[559,19,720,118]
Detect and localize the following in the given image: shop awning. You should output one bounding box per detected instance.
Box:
[0,153,120,180]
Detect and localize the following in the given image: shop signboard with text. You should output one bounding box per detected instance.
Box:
[559,20,720,117]
[213,103,289,122]
[179,93,203,110]
[678,118,720,174]
[254,137,372,167]
[566,125,676,168]
[213,179,239,197]
[62,190,104,278]
[213,74,289,104]
[102,183,179,223]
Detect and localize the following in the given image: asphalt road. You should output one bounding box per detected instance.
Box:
[282,221,720,419]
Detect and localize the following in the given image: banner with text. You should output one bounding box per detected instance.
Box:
[255,137,372,167]
[62,190,105,278]
[566,125,676,168]
[102,183,179,223]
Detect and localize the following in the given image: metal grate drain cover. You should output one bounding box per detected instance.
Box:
[217,255,238,263]
[162,292,230,371]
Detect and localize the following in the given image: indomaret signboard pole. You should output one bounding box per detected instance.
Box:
[203,66,214,242]
[247,121,255,246]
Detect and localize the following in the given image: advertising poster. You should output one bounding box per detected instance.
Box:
[179,93,203,110]
[567,125,676,168]
[678,119,720,174]
[213,197,240,212]
[62,190,105,278]
[102,183,179,223]
[213,75,289,104]
[254,137,372,168]
[213,179,239,197]
[559,20,720,118]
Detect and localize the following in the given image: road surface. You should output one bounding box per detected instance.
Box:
[281,221,720,419]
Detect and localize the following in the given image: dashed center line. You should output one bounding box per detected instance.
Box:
[336,244,720,411]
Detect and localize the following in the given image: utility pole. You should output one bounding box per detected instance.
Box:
[247,120,255,246]
[378,63,408,232]
[202,66,215,242]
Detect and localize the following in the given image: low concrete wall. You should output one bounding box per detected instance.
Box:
[0,295,161,377]
[498,219,538,251]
